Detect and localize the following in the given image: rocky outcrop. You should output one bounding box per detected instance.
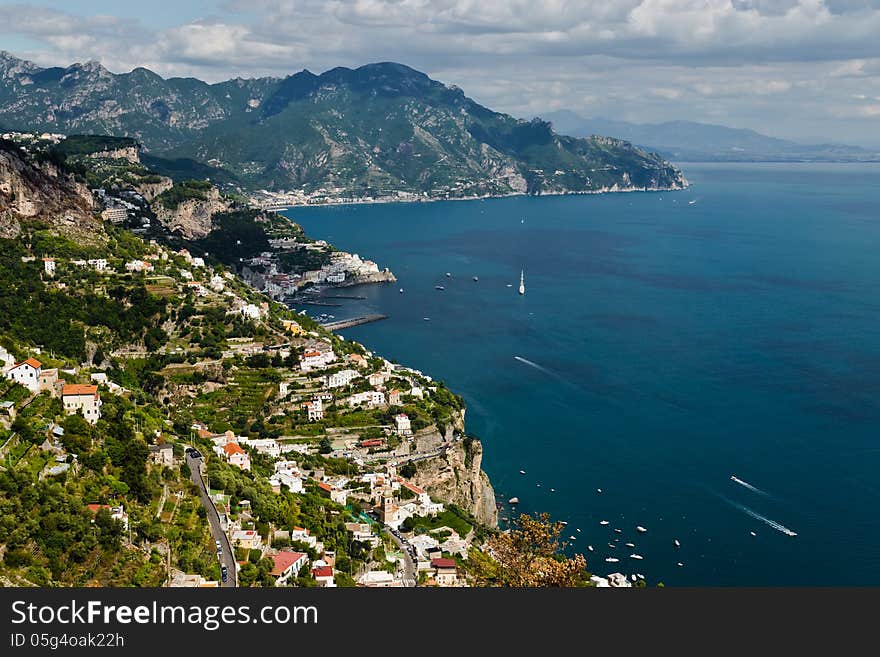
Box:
[408,414,498,527]
[135,177,174,202]
[85,145,140,163]
[0,140,98,240]
[153,186,230,239]
[334,269,397,287]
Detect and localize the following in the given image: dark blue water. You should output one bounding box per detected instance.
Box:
[285,163,880,585]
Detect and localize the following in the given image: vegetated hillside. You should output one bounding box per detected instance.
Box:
[0,52,687,196]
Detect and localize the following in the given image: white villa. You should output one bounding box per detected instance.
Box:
[325,369,360,388]
[6,357,42,393]
[62,384,102,424]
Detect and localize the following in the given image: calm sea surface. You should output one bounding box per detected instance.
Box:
[285,163,880,585]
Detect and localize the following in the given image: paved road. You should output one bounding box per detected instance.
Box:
[387,528,417,587]
[185,452,237,588]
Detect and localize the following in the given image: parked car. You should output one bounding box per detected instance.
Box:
[221,566,228,582]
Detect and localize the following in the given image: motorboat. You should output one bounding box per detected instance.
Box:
[508,497,519,504]
[674,539,681,548]
[435,285,445,290]
[599,520,609,526]
[629,554,644,560]
[636,526,647,533]
[605,557,619,563]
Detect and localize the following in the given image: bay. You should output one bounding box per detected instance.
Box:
[285,162,880,585]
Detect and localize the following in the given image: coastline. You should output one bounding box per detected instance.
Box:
[254,181,690,212]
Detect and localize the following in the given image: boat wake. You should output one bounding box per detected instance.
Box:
[730,475,770,497]
[720,496,797,537]
[513,355,552,374]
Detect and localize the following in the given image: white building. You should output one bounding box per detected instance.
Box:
[367,372,388,387]
[5,357,42,392]
[231,530,262,551]
[347,390,386,408]
[300,348,336,372]
[217,442,251,471]
[240,303,262,320]
[149,444,174,467]
[270,551,309,586]
[303,399,324,421]
[325,369,360,388]
[62,384,102,424]
[239,437,281,458]
[357,570,401,588]
[395,413,412,436]
[269,471,303,494]
[87,258,107,271]
[209,275,225,292]
[42,257,56,275]
[191,257,205,268]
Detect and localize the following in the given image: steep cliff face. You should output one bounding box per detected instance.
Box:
[0,139,98,240]
[135,177,174,202]
[85,145,140,163]
[408,414,498,527]
[153,186,230,239]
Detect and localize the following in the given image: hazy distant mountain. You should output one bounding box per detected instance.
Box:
[0,51,686,196]
[542,110,880,162]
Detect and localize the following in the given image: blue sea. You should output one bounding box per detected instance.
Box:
[285,163,880,585]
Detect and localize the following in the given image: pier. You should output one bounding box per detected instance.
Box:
[321,314,388,330]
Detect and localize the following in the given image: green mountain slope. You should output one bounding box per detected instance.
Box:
[0,52,686,196]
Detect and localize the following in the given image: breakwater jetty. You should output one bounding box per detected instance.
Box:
[322,314,388,330]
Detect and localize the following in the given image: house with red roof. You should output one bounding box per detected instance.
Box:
[6,357,42,393]
[270,551,309,586]
[311,564,336,587]
[62,384,102,424]
[430,558,460,587]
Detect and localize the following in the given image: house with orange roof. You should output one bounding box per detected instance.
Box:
[62,384,102,424]
[215,441,251,471]
[5,357,42,393]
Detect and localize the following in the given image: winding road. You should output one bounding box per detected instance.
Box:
[185,450,237,588]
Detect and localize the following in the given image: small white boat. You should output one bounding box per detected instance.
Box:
[605,557,619,563]
[550,488,556,492]
[607,542,616,548]
[508,497,519,504]
[625,542,635,548]
[446,272,452,277]
[613,528,622,534]
[599,520,609,526]
[569,536,576,540]
[750,531,756,536]
[576,528,581,533]
[688,200,697,205]
[587,545,593,551]
[399,288,404,293]
[518,269,525,295]
[637,573,644,579]
[560,521,567,526]
[519,470,526,475]
[629,554,644,560]
[677,562,684,567]
[631,574,637,582]
[536,483,541,487]
[636,526,647,533]
[435,285,445,290]
[423,317,430,321]
[473,276,479,282]
[597,488,602,493]
[674,539,681,548]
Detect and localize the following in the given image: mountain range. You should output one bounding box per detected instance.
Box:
[0,52,685,197]
[541,110,880,163]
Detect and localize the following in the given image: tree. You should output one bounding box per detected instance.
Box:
[318,437,332,454]
[464,513,589,587]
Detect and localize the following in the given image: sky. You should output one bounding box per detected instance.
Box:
[1,0,879,145]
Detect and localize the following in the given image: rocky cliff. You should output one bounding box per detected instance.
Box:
[0,139,98,240]
[152,185,230,239]
[408,413,498,527]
